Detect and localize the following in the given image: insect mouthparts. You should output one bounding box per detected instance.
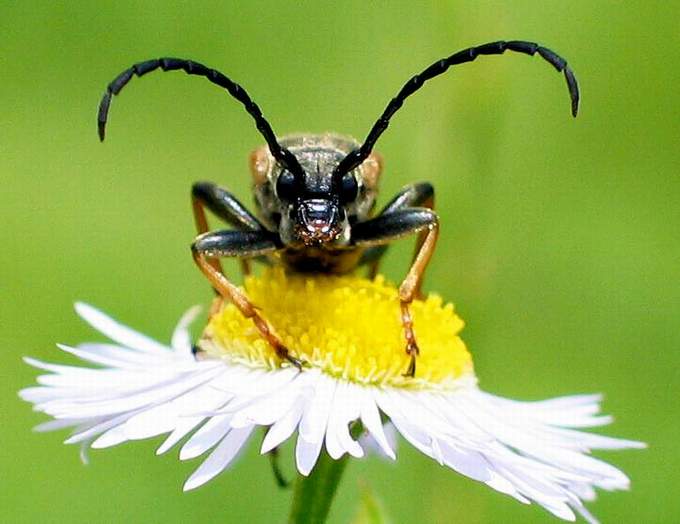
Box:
[294,199,343,244]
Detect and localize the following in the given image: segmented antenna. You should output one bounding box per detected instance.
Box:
[97,57,304,177]
[334,40,580,178]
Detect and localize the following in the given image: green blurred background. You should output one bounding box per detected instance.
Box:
[2,1,678,522]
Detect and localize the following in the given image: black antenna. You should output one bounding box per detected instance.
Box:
[334,40,579,178]
[97,57,304,177]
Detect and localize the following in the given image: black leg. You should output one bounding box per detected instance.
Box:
[352,206,439,377]
[268,445,291,489]
[379,182,434,215]
[192,182,268,276]
[192,229,278,257]
[192,182,265,232]
[191,230,302,369]
[359,182,434,279]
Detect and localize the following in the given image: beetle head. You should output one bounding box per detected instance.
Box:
[251,134,381,247]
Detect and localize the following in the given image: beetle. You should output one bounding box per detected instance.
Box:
[98,40,579,378]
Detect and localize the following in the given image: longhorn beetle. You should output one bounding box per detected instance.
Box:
[98,40,579,378]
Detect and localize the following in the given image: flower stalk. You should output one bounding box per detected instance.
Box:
[288,451,349,524]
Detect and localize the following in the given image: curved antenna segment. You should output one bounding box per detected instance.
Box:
[97,57,304,176]
[334,40,579,178]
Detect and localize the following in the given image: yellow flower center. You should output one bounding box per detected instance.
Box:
[199,268,474,389]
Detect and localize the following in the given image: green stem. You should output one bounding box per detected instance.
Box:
[287,452,349,524]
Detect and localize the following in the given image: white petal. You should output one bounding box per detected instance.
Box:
[183,426,253,491]
[485,470,530,503]
[76,343,169,367]
[202,367,303,425]
[60,342,175,370]
[171,305,202,356]
[74,302,169,355]
[67,410,141,445]
[572,502,600,524]
[34,418,89,432]
[377,389,465,442]
[325,381,363,460]
[482,392,609,429]
[123,381,232,441]
[261,398,306,454]
[298,372,335,443]
[20,385,80,404]
[295,437,324,477]
[569,482,597,502]
[359,391,396,459]
[492,461,577,520]
[91,425,130,448]
[57,344,145,369]
[295,374,336,475]
[122,403,185,440]
[47,365,224,419]
[229,370,301,427]
[180,415,233,460]
[437,441,492,483]
[383,406,436,461]
[157,417,206,455]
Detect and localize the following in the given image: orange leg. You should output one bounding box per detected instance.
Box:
[191,231,303,369]
[398,220,439,377]
[353,195,439,377]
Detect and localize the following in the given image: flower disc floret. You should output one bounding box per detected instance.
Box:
[200,268,473,388]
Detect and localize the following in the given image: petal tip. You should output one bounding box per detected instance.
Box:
[74,301,93,317]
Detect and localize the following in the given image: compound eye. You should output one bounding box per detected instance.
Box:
[276,170,298,201]
[340,173,359,203]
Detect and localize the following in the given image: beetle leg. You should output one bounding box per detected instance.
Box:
[268,443,291,489]
[191,230,302,369]
[359,182,434,288]
[352,207,439,377]
[191,182,268,278]
[398,218,439,376]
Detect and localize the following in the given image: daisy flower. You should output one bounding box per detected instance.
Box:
[20,269,643,522]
